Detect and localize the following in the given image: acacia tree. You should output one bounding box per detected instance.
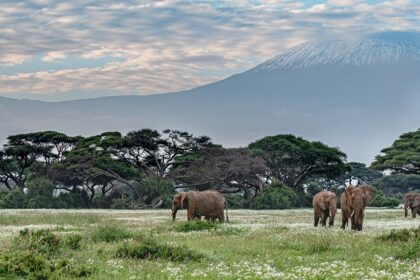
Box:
[0,141,46,191]
[49,132,141,202]
[169,147,270,202]
[249,134,348,193]
[119,129,212,177]
[371,129,420,175]
[6,131,80,167]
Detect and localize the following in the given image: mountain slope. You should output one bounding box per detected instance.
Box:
[1,32,419,163]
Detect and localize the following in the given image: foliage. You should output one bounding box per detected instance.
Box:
[371,129,420,175]
[140,176,175,207]
[253,181,298,209]
[0,188,28,208]
[174,220,220,232]
[91,225,134,242]
[249,134,349,193]
[120,129,212,177]
[372,173,420,197]
[170,147,269,202]
[116,237,202,262]
[224,194,247,209]
[370,189,401,208]
[378,227,420,242]
[0,229,92,279]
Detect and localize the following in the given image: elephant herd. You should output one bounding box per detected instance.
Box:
[313,185,420,231]
[171,187,420,231]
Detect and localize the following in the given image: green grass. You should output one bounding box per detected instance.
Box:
[0,209,418,279]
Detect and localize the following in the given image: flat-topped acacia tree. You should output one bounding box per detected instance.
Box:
[371,129,420,175]
[249,134,349,194]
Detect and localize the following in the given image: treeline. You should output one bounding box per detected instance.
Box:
[0,129,419,209]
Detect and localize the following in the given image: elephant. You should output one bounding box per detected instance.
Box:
[340,184,374,231]
[171,190,228,223]
[313,190,337,227]
[404,192,420,218]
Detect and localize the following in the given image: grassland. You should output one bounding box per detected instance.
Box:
[0,208,419,279]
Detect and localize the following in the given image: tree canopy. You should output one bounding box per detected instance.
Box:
[169,147,269,202]
[371,129,420,175]
[249,134,349,192]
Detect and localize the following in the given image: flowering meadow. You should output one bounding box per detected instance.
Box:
[0,208,418,279]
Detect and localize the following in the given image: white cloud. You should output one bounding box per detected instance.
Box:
[41,51,67,62]
[0,0,418,98]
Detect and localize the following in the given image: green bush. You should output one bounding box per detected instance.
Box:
[64,234,83,250]
[54,191,92,209]
[116,238,202,262]
[253,181,298,209]
[224,194,247,209]
[175,220,219,232]
[0,189,28,209]
[378,227,420,242]
[0,229,92,279]
[91,225,134,242]
[370,190,400,208]
[15,229,61,255]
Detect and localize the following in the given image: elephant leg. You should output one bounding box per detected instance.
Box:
[320,211,328,226]
[187,210,195,221]
[341,211,347,229]
[314,211,319,227]
[351,216,356,230]
[412,209,417,218]
[218,215,224,223]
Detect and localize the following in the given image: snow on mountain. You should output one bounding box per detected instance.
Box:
[252,34,420,71]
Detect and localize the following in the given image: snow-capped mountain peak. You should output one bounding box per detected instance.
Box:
[252,33,420,71]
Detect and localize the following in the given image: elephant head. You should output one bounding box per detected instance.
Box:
[404,193,420,217]
[320,192,337,224]
[341,184,374,231]
[171,192,187,221]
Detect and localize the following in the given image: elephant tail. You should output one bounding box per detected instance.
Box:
[224,200,229,223]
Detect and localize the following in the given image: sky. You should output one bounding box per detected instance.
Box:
[0,0,419,101]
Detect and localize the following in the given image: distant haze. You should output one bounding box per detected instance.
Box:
[1,32,419,164]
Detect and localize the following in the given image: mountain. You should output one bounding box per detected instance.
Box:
[1,32,419,163]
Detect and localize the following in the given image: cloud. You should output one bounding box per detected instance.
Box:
[0,0,418,99]
[41,51,67,62]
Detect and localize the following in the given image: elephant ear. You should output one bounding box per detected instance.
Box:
[180,192,188,209]
[361,185,374,205]
[412,195,420,208]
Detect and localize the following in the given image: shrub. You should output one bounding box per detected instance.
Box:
[370,190,400,208]
[378,227,420,242]
[64,234,83,250]
[175,220,219,232]
[0,189,28,209]
[253,181,298,209]
[116,238,201,262]
[91,225,134,242]
[0,229,92,279]
[15,229,61,255]
[224,194,247,209]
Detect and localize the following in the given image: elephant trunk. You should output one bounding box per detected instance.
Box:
[329,206,336,226]
[404,201,409,217]
[171,209,177,221]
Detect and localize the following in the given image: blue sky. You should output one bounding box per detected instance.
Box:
[0,0,418,100]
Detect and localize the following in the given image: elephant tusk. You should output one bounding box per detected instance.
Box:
[350,210,354,217]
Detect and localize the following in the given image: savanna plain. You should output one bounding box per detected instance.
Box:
[0,208,419,279]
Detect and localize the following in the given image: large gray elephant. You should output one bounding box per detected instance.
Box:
[171,190,228,222]
[313,190,337,227]
[341,184,374,231]
[404,192,420,218]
